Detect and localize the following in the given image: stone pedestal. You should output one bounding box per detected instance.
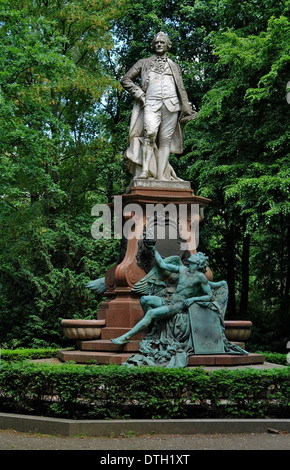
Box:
[58,315,263,366]
[58,182,210,364]
[97,182,211,346]
[58,181,264,367]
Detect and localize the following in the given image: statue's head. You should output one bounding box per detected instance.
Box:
[151,31,172,53]
[187,252,209,273]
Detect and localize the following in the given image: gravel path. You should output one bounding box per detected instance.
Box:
[0,429,290,451]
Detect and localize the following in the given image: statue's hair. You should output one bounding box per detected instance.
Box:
[187,252,209,273]
[151,31,172,51]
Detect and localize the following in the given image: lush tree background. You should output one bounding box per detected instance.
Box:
[0,0,289,351]
[0,0,127,347]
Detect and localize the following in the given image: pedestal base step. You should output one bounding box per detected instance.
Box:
[77,338,245,353]
[101,328,144,340]
[58,349,264,367]
[187,352,265,366]
[57,349,132,365]
[77,339,140,352]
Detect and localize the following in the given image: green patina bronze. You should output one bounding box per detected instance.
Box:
[111,242,247,367]
[190,303,225,355]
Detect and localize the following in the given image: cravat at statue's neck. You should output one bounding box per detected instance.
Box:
[155,53,167,60]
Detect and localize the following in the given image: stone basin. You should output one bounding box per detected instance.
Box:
[61,319,106,340]
[62,318,252,343]
[224,320,253,341]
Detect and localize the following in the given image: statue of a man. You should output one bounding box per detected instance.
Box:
[121,32,197,181]
[111,247,211,345]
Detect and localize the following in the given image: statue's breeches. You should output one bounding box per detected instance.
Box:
[143,103,179,147]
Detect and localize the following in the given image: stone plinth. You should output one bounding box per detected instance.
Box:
[126,177,192,192]
[188,352,265,367]
[97,184,211,345]
[57,183,264,368]
[57,348,265,366]
[58,348,132,365]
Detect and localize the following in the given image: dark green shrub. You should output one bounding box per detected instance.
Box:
[0,361,290,420]
[0,348,58,362]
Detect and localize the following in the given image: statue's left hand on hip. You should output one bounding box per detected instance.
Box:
[179,111,198,125]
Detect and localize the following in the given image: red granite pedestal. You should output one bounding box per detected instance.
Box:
[97,184,211,343]
[57,348,265,366]
[57,183,264,367]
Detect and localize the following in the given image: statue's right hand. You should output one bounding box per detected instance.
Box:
[183,298,194,308]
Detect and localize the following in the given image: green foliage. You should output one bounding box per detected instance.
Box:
[0,347,58,362]
[109,0,290,348]
[0,0,125,347]
[0,0,289,351]
[258,351,290,366]
[0,361,290,419]
[180,1,290,333]
[0,209,120,346]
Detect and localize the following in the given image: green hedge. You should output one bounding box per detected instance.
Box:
[0,348,58,362]
[1,348,288,365]
[0,361,290,420]
[257,352,289,366]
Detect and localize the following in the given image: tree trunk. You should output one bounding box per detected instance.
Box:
[225,221,237,318]
[30,193,39,204]
[280,222,290,338]
[239,232,250,318]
